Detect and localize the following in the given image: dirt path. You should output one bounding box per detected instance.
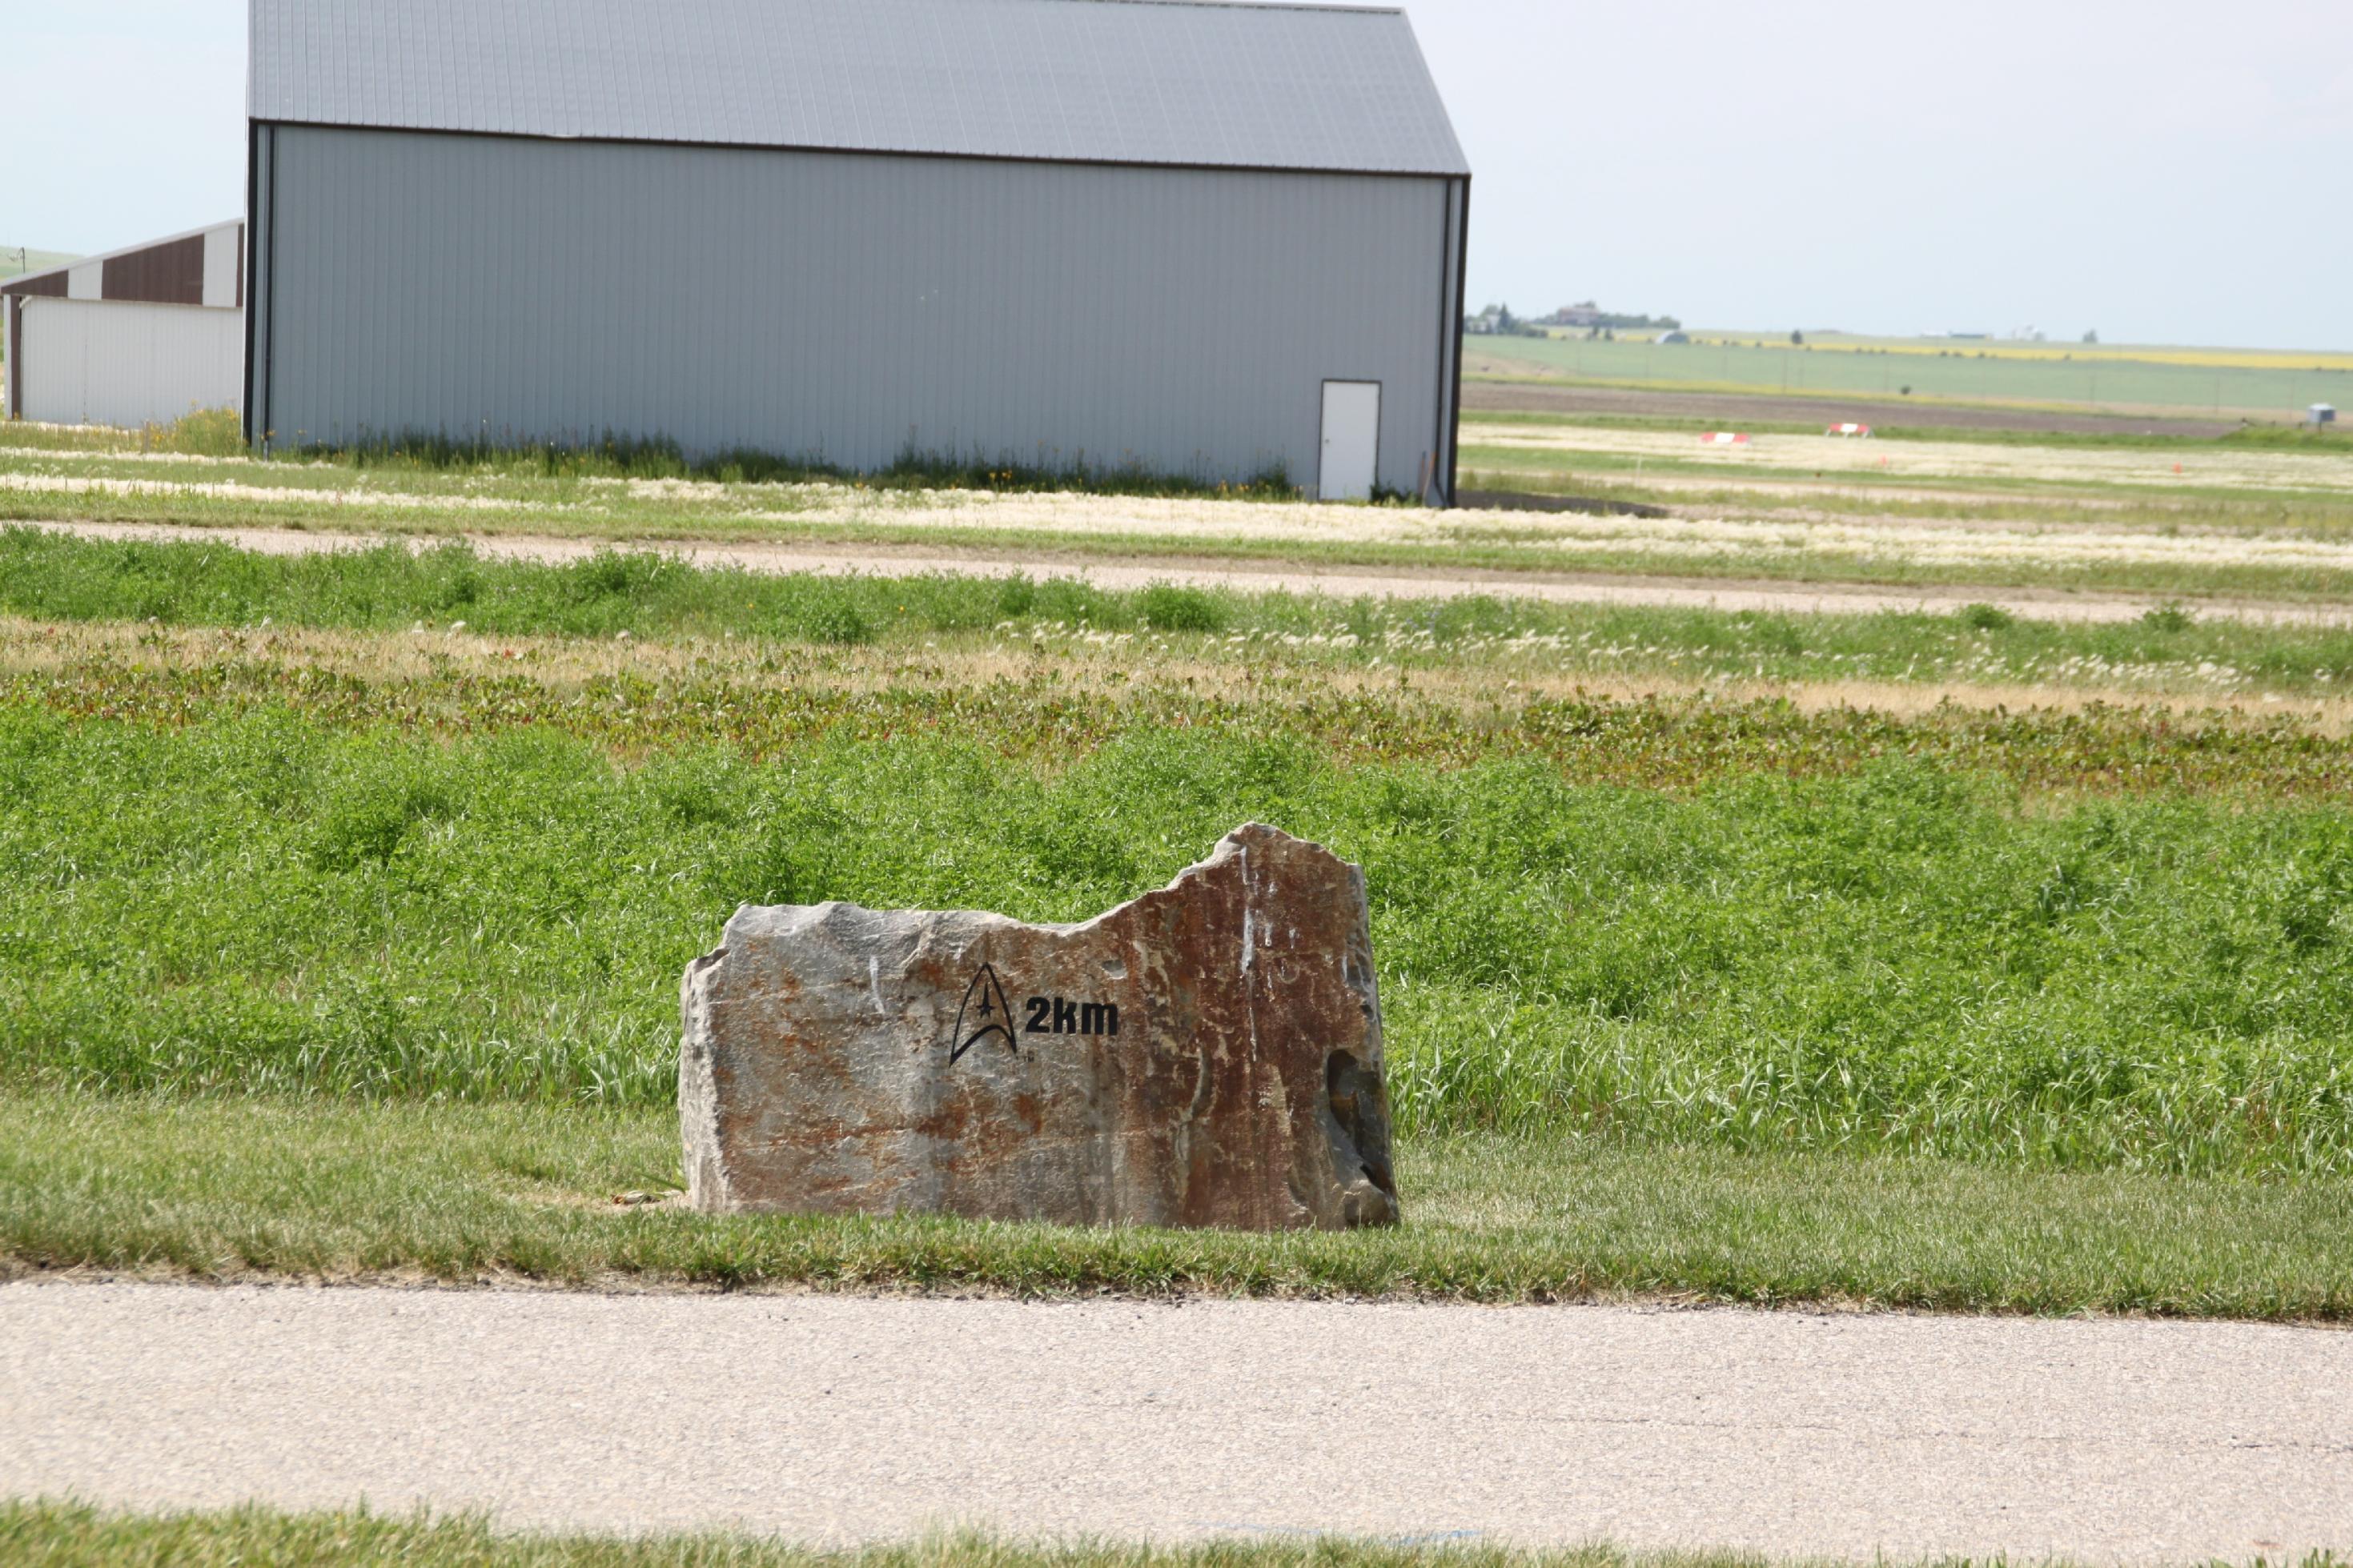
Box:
[27,519,2353,628]
[3,1281,2347,1560]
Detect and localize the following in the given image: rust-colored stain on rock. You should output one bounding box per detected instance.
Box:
[680,824,1397,1230]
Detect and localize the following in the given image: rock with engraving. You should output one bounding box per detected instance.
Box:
[679,824,1397,1230]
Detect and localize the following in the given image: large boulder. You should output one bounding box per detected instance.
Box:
[679,824,1398,1230]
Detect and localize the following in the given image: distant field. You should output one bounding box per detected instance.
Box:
[1467,333,2351,420]
[0,247,74,283]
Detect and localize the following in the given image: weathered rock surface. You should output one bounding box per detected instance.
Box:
[680,824,1397,1230]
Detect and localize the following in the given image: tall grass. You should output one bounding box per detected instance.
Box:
[295,428,1303,500]
[4,704,2349,1174]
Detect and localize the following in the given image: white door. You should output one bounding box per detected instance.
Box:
[1319,380,1381,502]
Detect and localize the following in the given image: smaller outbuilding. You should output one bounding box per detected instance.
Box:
[3,222,244,428]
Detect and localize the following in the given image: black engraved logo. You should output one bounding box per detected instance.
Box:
[950,963,1016,1064]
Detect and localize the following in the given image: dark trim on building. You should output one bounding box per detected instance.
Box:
[1444,175,1472,508]
[254,116,1468,186]
[262,124,279,447]
[2,271,66,300]
[102,234,207,307]
[6,296,20,421]
[243,122,261,444]
[1429,178,1467,506]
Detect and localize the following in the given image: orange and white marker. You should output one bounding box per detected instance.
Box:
[1700,431,1751,446]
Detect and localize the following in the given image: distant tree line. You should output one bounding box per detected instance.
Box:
[1465,300,1682,337]
[1537,300,1682,331]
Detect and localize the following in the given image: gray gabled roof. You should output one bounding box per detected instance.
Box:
[248,0,1468,178]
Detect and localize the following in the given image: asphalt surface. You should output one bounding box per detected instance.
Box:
[4,1282,2349,1561]
[24,519,2353,628]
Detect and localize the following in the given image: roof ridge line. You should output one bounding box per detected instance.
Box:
[2,219,240,292]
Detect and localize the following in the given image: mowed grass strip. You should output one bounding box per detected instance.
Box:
[10,527,2353,698]
[6,701,2352,1173]
[6,1098,2350,1317]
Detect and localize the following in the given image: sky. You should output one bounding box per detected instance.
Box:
[11,0,2349,349]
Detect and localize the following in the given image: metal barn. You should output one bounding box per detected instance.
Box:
[3,223,245,428]
[245,0,1470,502]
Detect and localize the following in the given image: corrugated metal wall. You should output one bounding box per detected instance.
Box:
[18,299,245,428]
[252,126,1461,496]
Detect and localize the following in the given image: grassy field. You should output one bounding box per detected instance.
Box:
[12,527,2353,699]
[5,390,2352,1321]
[13,676,2353,1169]
[4,557,2353,1316]
[14,411,2353,601]
[6,543,2353,1198]
[1465,335,2353,419]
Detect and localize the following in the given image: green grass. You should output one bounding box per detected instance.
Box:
[18,416,2353,599]
[7,688,2353,1173]
[7,1097,2351,1316]
[11,527,2353,696]
[0,409,1302,499]
[20,634,2353,796]
[1468,337,2352,417]
[16,481,2350,600]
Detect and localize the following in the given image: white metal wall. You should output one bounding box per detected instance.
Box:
[251,126,1464,496]
[18,299,245,429]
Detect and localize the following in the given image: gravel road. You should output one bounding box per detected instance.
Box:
[22,519,2353,628]
[4,1281,2347,1561]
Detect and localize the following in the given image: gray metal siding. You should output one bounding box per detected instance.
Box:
[260,125,1456,495]
[18,299,245,428]
[251,0,1468,178]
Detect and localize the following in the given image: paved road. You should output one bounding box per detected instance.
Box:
[4,1282,2348,1561]
[23,519,2353,628]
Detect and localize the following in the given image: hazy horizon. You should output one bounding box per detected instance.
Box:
[11,0,2348,351]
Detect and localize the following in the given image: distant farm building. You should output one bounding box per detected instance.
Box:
[2,223,243,427]
[244,0,1472,503]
